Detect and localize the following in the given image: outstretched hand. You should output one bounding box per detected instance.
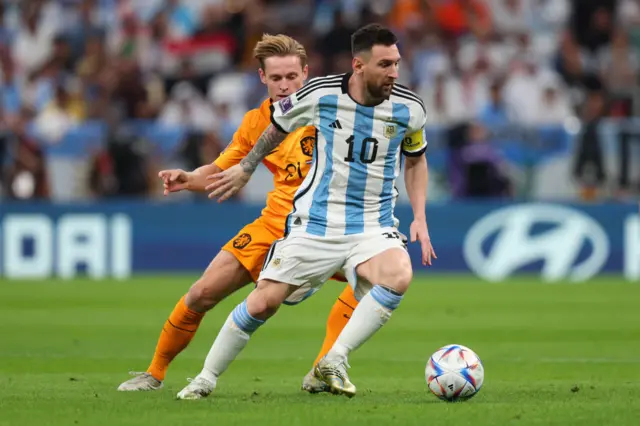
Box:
[158,169,190,196]
[410,219,437,266]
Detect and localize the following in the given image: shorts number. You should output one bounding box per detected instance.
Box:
[383,231,407,248]
[345,136,379,164]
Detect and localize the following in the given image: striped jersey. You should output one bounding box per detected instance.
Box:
[270,73,427,237]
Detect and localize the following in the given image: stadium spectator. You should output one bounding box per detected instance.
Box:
[450,121,513,199]
[573,89,607,201]
[0,0,637,201]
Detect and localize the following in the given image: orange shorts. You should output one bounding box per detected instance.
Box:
[222,216,347,284]
[222,216,283,282]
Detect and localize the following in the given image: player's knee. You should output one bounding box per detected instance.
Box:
[381,258,413,294]
[245,284,284,320]
[246,298,279,320]
[186,279,221,311]
[394,266,413,294]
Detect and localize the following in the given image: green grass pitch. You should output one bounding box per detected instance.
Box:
[0,275,639,426]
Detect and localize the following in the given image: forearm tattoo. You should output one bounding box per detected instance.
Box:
[239,125,287,174]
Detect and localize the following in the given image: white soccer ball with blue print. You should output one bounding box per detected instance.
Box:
[425,344,484,402]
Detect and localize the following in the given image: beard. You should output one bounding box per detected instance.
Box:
[366,79,394,102]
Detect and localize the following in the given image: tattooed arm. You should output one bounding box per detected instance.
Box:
[205,124,288,202]
[206,76,316,202]
[238,124,288,175]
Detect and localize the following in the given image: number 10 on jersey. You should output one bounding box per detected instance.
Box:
[344,136,379,164]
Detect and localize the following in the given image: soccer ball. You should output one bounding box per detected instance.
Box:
[425,344,484,402]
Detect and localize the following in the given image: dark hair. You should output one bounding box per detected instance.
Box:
[351,23,398,56]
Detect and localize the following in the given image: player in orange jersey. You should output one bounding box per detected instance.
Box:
[117,34,360,394]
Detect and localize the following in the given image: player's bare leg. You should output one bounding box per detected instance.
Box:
[315,248,412,398]
[184,250,253,312]
[118,251,251,391]
[302,284,357,393]
[176,279,295,399]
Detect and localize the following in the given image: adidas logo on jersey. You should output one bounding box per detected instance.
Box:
[329,120,342,129]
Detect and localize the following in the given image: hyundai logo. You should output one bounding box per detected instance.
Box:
[463,204,610,282]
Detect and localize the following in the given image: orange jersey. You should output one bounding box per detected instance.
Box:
[214,98,315,231]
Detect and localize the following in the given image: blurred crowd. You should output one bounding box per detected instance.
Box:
[0,0,639,201]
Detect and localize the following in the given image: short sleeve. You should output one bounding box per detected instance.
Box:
[270,90,316,134]
[407,98,427,133]
[402,101,428,157]
[214,127,252,170]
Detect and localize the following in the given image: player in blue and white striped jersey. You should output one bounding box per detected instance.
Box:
[177,24,436,401]
[269,71,427,237]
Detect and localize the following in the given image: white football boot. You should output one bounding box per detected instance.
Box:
[176,375,216,400]
[117,372,163,391]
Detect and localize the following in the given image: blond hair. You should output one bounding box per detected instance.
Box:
[253,34,307,70]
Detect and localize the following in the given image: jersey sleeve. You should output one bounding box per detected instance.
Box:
[402,102,428,157]
[213,124,253,170]
[269,88,316,134]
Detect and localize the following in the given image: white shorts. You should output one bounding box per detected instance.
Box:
[258,227,408,305]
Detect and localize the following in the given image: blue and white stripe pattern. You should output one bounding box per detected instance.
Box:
[379,103,410,227]
[231,300,265,333]
[370,285,403,310]
[306,95,339,236]
[280,74,426,237]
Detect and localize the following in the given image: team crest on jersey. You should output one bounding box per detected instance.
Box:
[279,96,293,114]
[300,136,315,157]
[233,233,252,249]
[384,123,397,138]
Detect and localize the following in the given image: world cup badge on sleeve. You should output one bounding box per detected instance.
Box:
[280,96,294,114]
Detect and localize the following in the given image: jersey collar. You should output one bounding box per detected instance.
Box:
[341,72,351,94]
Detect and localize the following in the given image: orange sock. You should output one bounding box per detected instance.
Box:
[147,295,205,381]
[313,285,359,366]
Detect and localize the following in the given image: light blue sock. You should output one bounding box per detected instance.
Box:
[369,285,404,310]
[231,300,265,333]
